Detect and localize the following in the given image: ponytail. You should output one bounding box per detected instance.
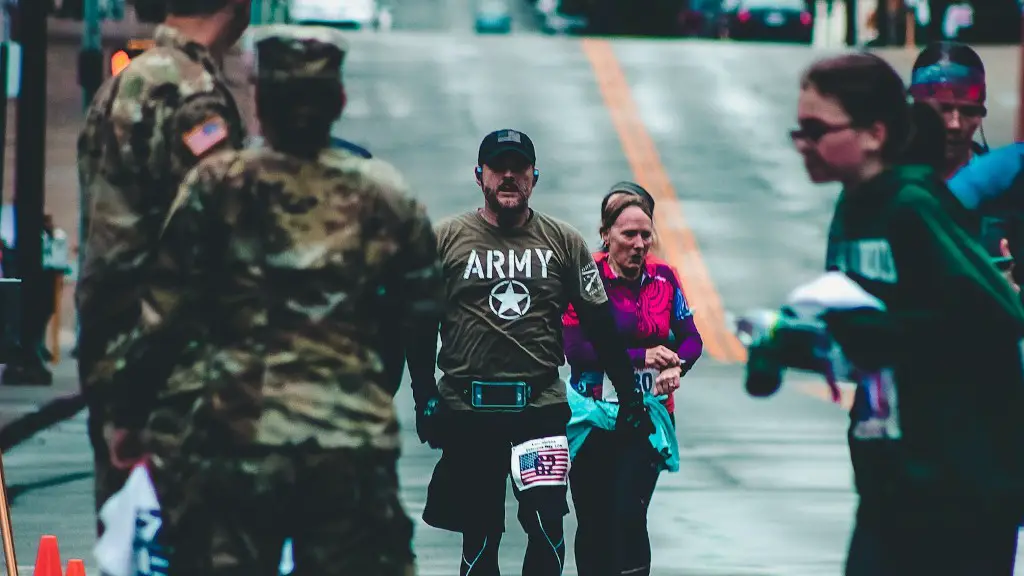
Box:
[897,101,946,171]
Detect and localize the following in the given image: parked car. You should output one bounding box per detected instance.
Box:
[290,0,388,30]
[678,0,726,37]
[530,0,585,34]
[721,0,813,43]
[475,0,512,33]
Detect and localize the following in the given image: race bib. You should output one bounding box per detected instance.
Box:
[601,368,659,402]
[851,368,901,441]
[133,508,169,575]
[510,436,570,491]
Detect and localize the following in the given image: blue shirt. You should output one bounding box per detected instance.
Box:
[947,143,1024,210]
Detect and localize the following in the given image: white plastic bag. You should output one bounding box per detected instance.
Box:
[94,463,168,576]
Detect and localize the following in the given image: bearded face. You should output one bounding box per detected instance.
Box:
[479,152,535,218]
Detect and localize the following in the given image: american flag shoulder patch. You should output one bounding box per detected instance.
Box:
[510,435,570,491]
[183,115,229,157]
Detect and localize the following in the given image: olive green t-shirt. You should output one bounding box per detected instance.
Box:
[435,209,608,410]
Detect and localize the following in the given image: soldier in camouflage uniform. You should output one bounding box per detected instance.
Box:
[111,25,444,575]
[75,0,250,530]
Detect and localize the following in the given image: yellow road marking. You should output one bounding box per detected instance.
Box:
[582,39,747,363]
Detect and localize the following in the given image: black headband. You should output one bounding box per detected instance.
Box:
[602,181,655,216]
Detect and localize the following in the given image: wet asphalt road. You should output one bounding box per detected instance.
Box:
[7,4,1024,575]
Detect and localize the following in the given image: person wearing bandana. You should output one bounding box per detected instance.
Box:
[908,41,989,180]
[904,41,1024,294]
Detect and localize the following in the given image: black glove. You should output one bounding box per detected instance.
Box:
[744,338,785,397]
[616,393,655,437]
[821,308,894,371]
[415,395,446,449]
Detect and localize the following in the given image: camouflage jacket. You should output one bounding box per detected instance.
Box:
[113,147,445,451]
[76,24,246,400]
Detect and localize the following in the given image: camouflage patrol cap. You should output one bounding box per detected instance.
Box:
[253,25,348,82]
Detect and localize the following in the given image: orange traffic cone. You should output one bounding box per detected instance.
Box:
[31,535,62,576]
[65,559,87,576]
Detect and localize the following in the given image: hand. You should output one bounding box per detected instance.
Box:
[653,365,682,396]
[1000,239,1019,293]
[616,394,655,437]
[103,424,146,470]
[415,396,446,449]
[644,346,680,370]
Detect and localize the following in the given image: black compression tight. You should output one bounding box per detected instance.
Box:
[461,511,565,576]
[461,532,500,575]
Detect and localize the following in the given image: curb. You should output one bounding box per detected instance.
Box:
[0,391,86,453]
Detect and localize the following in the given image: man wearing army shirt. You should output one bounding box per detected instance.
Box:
[407,129,655,576]
[76,0,249,532]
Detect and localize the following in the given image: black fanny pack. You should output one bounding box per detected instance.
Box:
[455,372,557,412]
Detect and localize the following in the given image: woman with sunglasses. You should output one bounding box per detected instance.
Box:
[561,182,703,576]
[792,51,1024,575]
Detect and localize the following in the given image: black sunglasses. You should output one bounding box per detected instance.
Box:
[790,122,852,143]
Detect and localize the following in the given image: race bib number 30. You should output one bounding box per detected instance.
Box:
[510,436,570,491]
[602,368,658,402]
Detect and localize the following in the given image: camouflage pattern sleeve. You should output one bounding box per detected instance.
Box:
[392,200,446,320]
[108,67,240,208]
[77,63,242,387]
[166,93,241,189]
[371,166,444,401]
[108,153,234,429]
[355,158,444,322]
[392,199,445,404]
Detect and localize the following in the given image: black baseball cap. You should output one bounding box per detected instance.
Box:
[478,129,537,166]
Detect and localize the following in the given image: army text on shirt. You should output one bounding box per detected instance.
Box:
[434,210,607,410]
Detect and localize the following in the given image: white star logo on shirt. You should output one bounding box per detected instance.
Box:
[489,280,531,320]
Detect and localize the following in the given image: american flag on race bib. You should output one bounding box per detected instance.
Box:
[518,448,569,486]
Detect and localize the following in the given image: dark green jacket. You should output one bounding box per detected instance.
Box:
[825,165,1024,504]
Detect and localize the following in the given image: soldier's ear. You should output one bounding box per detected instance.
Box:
[339,84,347,113]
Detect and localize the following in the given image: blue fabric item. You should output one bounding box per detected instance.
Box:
[330,137,372,158]
[566,384,679,473]
[947,143,1024,210]
[910,61,985,88]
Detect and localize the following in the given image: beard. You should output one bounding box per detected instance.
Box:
[484,182,529,224]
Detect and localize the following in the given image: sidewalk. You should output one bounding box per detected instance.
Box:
[0,353,83,452]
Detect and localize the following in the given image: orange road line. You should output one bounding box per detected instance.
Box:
[581,38,747,363]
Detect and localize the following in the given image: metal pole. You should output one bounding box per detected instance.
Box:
[12,0,45,375]
[0,2,10,246]
[0,444,18,576]
[1018,5,1024,141]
